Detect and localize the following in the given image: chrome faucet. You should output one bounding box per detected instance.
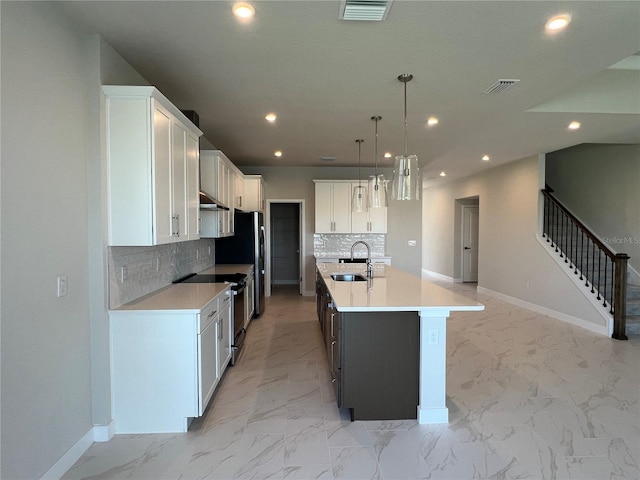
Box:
[351,241,373,278]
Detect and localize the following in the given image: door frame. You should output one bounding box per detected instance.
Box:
[453,196,479,283]
[461,205,479,282]
[265,199,306,297]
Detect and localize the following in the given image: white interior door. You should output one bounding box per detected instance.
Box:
[462,205,479,282]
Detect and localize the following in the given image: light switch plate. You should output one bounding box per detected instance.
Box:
[57,275,68,297]
[408,240,417,247]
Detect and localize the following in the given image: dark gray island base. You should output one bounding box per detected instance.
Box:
[317,273,419,420]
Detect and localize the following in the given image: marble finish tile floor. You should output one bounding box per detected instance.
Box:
[64,284,640,479]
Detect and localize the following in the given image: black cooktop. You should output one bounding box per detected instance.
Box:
[173,273,247,285]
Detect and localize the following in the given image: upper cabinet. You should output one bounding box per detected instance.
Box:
[243,175,265,213]
[314,181,352,233]
[350,182,387,233]
[314,180,387,234]
[103,86,202,246]
[200,150,234,238]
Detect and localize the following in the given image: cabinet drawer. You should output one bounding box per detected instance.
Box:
[200,297,219,332]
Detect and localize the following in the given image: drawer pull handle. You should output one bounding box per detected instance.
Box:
[208,310,218,318]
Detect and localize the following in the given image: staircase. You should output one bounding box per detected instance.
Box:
[542,188,630,339]
[627,284,640,334]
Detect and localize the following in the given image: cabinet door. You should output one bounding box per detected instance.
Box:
[186,131,200,240]
[234,171,244,210]
[315,183,333,233]
[218,294,233,373]
[350,182,369,233]
[332,183,351,233]
[153,103,174,245]
[200,151,218,199]
[171,119,188,240]
[198,315,219,416]
[368,206,387,233]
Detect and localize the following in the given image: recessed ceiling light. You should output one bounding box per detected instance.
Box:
[427,117,439,126]
[545,14,571,32]
[384,152,392,158]
[568,121,581,130]
[482,155,490,161]
[233,2,255,20]
[274,150,282,157]
[439,171,446,177]
[265,113,277,122]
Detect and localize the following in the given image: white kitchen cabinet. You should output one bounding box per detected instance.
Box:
[350,182,387,233]
[243,175,265,212]
[234,170,245,210]
[245,267,255,325]
[109,287,231,433]
[314,180,351,233]
[200,150,235,238]
[103,85,202,246]
[186,132,201,239]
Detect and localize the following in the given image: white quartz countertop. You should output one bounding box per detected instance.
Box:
[317,263,484,313]
[110,283,230,313]
[110,264,252,313]
[200,264,253,275]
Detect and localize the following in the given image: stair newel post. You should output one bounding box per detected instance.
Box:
[612,253,630,340]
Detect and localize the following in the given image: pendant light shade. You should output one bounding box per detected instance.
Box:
[391,74,421,201]
[368,115,388,208]
[352,139,369,213]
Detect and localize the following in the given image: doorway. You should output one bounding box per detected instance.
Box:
[267,201,304,296]
[454,197,479,283]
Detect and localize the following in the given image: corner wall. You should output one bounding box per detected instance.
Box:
[422,155,607,331]
[1,3,93,478]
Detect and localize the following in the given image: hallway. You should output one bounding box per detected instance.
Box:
[64,284,639,479]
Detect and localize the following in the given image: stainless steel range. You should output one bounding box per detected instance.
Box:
[174,273,247,364]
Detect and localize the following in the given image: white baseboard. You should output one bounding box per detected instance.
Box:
[536,235,613,336]
[422,269,455,282]
[477,286,609,337]
[40,422,115,479]
[93,420,116,442]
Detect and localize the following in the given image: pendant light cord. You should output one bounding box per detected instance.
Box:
[398,74,413,158]
[356,139,364,186]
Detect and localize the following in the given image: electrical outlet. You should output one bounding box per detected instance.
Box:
[120,266,127,283]
[57,275,68,298]
[408,240,417,247]
[428,328,438,345]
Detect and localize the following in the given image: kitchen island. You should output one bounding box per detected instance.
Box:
[316,263,484,424]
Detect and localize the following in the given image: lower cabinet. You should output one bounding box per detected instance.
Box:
[109,289,232,433]
[316,276,419,420]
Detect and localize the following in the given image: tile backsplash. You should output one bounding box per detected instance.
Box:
[314,234,385,258]
[109,239,216,308]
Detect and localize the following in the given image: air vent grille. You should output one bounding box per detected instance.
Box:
[339,0,392,21]
[483,79,520,94]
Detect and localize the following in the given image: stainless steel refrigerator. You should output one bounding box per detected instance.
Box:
[215,211,265,317]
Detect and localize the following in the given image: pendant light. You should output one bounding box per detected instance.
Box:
[368,115,388,208]
[351,139,368,213]
[391,74,420,201]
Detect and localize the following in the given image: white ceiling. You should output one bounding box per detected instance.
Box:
[59,1,640,183]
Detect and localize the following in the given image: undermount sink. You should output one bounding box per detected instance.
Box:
[331,273,367,282]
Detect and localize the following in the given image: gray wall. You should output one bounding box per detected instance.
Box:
[1,3,93,478]
[241,166,423,291]
[422,155,607,330]
[546,143,640,274]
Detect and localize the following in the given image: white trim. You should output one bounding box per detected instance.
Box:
[92,420,115,442]
[422,269,455,282]
[39,429,92,479]
[265,199,306,297]
[417,407,449,424]
[477,285,609,337]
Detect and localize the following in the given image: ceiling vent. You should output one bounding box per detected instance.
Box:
[339,0,393,21]
[483,79,520,94]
